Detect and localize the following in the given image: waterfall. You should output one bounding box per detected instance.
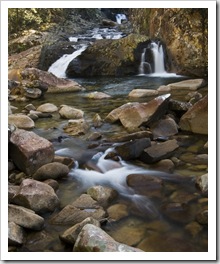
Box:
[150,42,166,73]
[138,41,169,76]
[48,44,87,78]
[139,48,152,75]
[115,14,127,24]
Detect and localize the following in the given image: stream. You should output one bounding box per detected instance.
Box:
[11,25,208,252]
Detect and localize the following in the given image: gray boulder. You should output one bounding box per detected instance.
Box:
[115,138,151,160]
[73,224,144,252]
[59,105,84,119]
[8,222,25,246]
[33,162,69,181]
[140,139,179,164]
[36,103,58,113]
[50,194,106,225]
[87,185,118,207]
[60,217,100,245]
[8,204,44,230]
[12,179,59,214]
[8,114,35,129]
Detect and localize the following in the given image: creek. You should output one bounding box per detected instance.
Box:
[11,26,208,252]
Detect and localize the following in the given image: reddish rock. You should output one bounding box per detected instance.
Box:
[179,95,208,134]
[118,94,171,131]
[12,179,59,214]
[9,129,54,175]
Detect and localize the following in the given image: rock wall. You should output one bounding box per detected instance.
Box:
[129,8,208,77]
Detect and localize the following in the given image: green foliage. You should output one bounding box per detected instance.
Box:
[8,8,65,36]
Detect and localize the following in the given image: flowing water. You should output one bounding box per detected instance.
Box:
[11,26,208,252]
[12,74,208,252]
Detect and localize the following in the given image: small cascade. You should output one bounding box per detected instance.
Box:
[139,48,152,75]
[150,42,166,73]
[138,40,171,76]
[48,44,87,78]
[115,14,127,24]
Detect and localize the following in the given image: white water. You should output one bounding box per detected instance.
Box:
[138,41,182,77]
[139,48,152,75]
[48,44,87,78]
[116,14,127,24]
[68,147,161,217]
[151,42,166,73]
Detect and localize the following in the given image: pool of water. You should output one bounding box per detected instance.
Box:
[11,75,208,252]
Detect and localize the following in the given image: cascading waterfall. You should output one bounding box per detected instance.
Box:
[150,42,166,73]
[138,41,169,76]
[48,44,87,78]
[66,146,171,218]
[115,14,127,24]
[139,48,152,75]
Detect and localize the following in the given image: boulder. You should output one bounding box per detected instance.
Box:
[149,116,179,139]
[179,95,208,134]
[12,179,59,214]
[140,139,179,164]
[127,174,163,198]
[36,103,58,113]
[20,68,84,93]
[92,113,103,128]
[8,204,44,230]
[73,224,144,252]
[84,91,111,99]
[115,138,151,160]
[105,102,139,123]
[33,162,70,181]
[157,79,206,93]
[108,131,152,142]
[50,194,106,225]
[118,94,171,131]
[63,119,89,136]
[24,87,42,99]
[59,105,84,119]
[60,217,100,245]
[87,185,118,207]
[169,99,192,112]
[128,89,158,98]
[8,222,24,246]
[9,129,54,175]
[66,34,149,77]
[8,114,35,129]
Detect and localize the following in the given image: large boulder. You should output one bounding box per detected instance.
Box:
[59,105,84,119]
[179,95,208,134]
[8,204,44,230]
[140,139,179,164]
[118,94,171,131]
[115,138,151,160]
[73,224,144,252]
[20,68,84,93]
[32,162,70,181]
[12,179,59,214]
[66,34,149,77]
[9,129,54,175]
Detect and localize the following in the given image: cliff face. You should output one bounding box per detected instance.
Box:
[130,8,208,77]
